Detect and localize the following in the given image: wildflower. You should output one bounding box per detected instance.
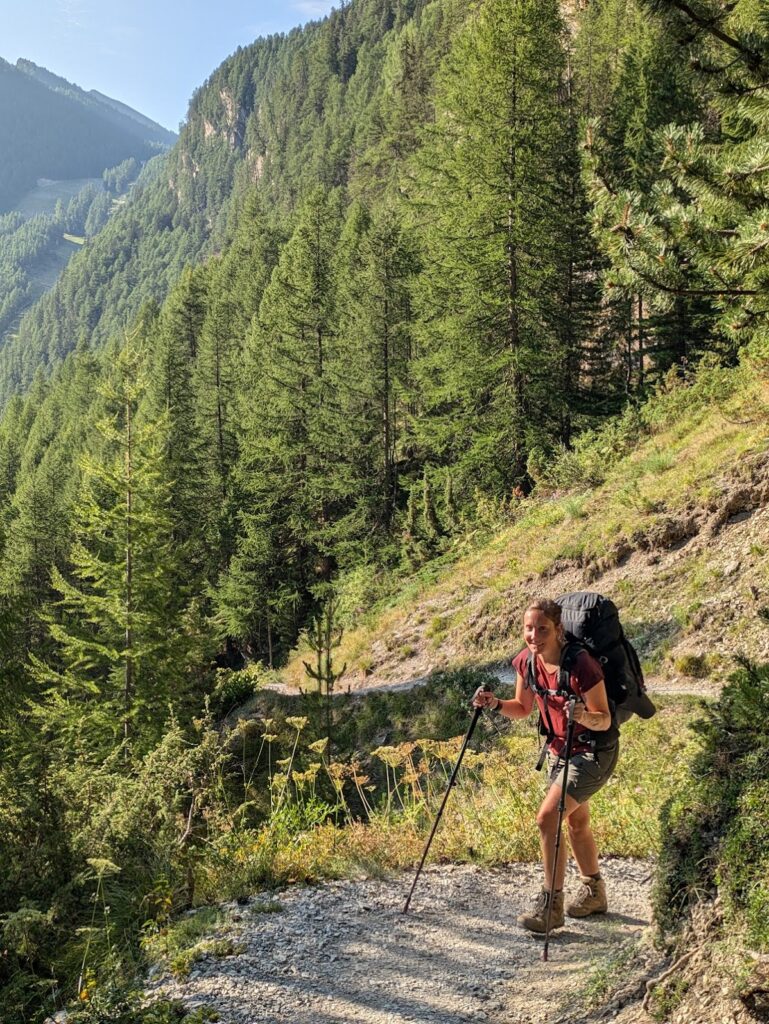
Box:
[372,745,403,768]
[86,857,121,875]
[308,737,329,754]
[286,716,308,731]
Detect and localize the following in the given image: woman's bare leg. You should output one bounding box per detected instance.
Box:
[567,800,600,877]
[536,784,581,891]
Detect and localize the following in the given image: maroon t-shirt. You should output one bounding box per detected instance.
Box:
[511,647,605,755]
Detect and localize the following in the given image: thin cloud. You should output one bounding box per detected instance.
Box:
[56,0,88,31]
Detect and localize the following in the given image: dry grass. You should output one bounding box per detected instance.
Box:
[197,697,698,901]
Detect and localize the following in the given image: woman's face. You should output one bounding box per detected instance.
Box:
[523,609,561,658]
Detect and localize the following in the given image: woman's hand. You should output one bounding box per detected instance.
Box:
[472,686,499,711]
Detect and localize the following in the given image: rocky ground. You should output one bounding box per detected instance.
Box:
[146,859,657,1024]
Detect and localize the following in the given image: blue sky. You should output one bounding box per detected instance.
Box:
[3,0,337,132]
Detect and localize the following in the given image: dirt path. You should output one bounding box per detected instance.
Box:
[146,859,654,1024]
[265,666,718,701]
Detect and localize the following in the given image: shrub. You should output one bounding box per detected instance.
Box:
[208,664,262,717]
[654,659,769,950]
[673,653,708,678]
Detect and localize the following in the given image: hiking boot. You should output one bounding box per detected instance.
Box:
[566,875,608,918]
[517,888,564,933]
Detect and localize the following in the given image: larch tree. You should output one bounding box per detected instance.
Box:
[218,187,343,662]
[586,0,769,366]
[411,0,573,498]
[334,200,418,548]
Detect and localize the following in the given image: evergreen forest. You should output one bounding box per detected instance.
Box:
[0,159,143,342]
[1,0,768,1019]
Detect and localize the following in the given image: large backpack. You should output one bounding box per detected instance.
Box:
[524,591,655,767]
[553,591,656,725]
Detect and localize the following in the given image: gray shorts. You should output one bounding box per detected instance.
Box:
[546,743,619,804]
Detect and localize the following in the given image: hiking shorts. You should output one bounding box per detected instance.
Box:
[546,743,619,804]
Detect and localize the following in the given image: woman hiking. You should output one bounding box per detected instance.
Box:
[473,597,619,933]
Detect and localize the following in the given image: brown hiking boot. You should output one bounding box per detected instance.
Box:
[517,888,564,933]
[566,875,608,918]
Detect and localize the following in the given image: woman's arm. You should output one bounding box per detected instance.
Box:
[496,672,535,720]
[472,669,535,718]
[573,679,612,731]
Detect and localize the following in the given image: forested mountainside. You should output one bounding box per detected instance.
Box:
[1,0,768,1020]
[0,0,463,404]
[15,59,176,147]
[0,158,145,344]
[0,59,169,213]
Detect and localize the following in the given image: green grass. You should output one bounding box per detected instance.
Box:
[581,942,638,1008]
[301,359,769,685]
[141,907,233,978]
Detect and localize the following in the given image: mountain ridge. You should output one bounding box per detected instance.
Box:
[0,55,171,213]
[15,58,176,144]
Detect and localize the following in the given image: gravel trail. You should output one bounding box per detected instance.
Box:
[146,859,653,1024]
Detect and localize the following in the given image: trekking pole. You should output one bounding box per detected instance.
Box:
[543,693,577,961]
[402,700,485,914]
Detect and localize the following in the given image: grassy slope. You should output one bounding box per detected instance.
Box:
[137,364,769,1024]
[254,360,769,1024]
[281,361,769,692]
[12,177,102,219]
[1,181,111,343]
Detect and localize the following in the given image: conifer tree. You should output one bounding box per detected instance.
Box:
[191,193,283,576]
[0,450,74,649]
[586,0,768,363]
[143,293,208,579]
[218,187,343,661]
[33,343,195,756]
[160,265,209,361]
[0,350,102,649]
[334,201,417,544]
[193,288,241,564]
[412,0,572,498]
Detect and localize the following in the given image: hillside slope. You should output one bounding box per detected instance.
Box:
[16,60,176,145]
[0,58,166,212]
[0,0,462,404]
[281,362,769,693]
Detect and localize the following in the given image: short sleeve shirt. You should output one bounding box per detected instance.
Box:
[511,647,605,755]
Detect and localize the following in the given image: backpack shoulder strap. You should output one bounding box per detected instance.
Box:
[558,641,583,694]
[527,651,556,773]
[525,650,539,693]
